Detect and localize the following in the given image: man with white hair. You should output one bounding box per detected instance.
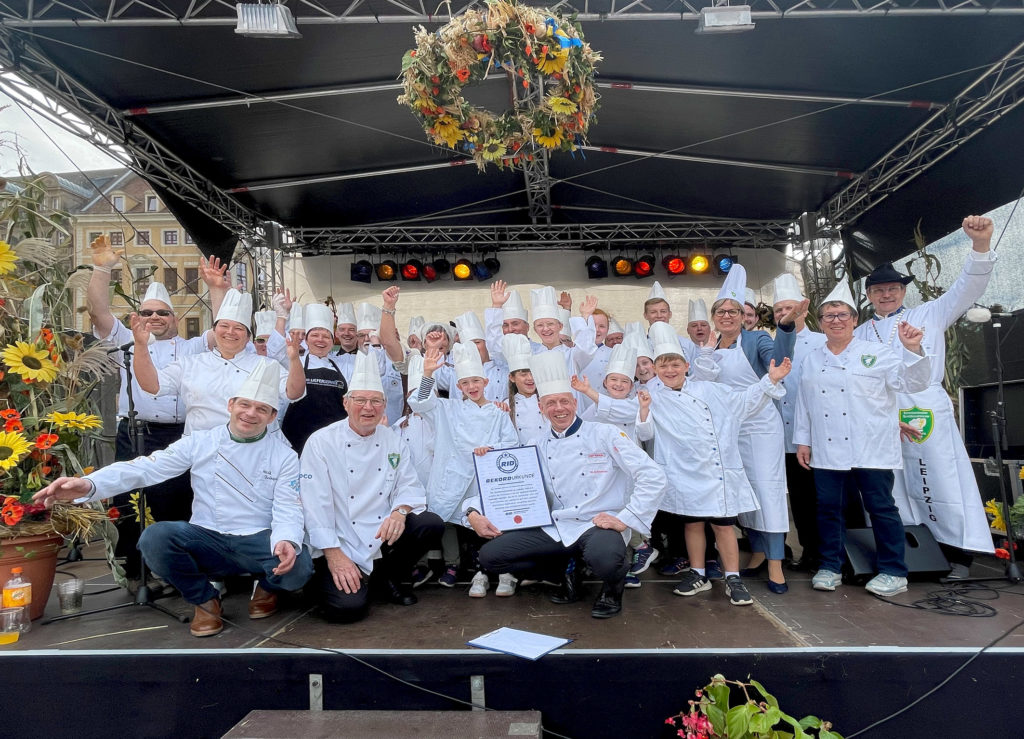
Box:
[34,361,313,637]
[473,352,667,618]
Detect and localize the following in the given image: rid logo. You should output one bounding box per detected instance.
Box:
[496,452,519,474]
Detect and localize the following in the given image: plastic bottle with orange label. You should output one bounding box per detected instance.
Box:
[2,567,32,633]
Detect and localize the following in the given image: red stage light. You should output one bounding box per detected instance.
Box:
[663,255,686,275]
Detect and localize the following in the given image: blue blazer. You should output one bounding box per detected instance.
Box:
[738,324,796,379]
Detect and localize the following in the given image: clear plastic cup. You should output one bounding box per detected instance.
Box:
[0,607,22,644]
[57,579,84,615]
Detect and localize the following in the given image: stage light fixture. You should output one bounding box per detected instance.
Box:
[714,253,736,275]
[350,259,373,284]
[586,255,608,279]
[663,255,686,276]
[422,263,439,282]
[234,2,302,38]
[473,257,501,281]
[400,259,423,281]
[432,258,452,275]
[376,260,398,281]
[690,254,710,274]
[611,256,634,277]
[453,258,473,281]
[634,254,656,278]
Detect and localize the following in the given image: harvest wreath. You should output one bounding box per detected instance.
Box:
[398,0,602,170]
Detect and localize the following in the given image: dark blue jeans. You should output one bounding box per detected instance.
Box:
[139,521,313,604]
[813,468,907,577]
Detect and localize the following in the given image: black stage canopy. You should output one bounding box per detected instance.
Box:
[1,2,1023,267]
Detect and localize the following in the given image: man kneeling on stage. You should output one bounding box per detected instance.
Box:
[300,353,444,623]
[473,352,666,618]
[34,361,313,637]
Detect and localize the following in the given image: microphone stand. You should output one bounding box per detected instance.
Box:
[46,343,187,624]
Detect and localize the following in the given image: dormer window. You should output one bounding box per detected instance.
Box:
[112,195,125,212]
[146,195,159,212]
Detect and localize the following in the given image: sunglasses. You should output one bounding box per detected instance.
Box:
[139,309,173,317]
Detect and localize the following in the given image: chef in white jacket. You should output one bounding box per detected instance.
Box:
[853,215,997,576]
[503,333,550,446]
[794,280,931,597]
[301,352,444,623]
[484,280,543,366]
[34,361,312,637]
[454,310,509,403]
[474,352,667,619]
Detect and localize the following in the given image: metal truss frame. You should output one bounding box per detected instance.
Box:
[823,38,1024,227]
[2,0,1022,27]
[286,219,794,253]
[515,71,553,224]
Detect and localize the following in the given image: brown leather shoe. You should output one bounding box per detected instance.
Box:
[190,598,223,637]
[248,585,278,619]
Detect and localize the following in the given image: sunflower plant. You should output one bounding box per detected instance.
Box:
[0,175,113,539]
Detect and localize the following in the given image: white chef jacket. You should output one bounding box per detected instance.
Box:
[777,327,828,453]
[511,393,549,446]
[580,344,612,393]
[154,350,302,435]
[535,419,666,546]
[98,321,208,423]
[483,307,543,365]
[436,358,510,403]
[580,392,639,444]
[300,420,426,575]
[81,424,304,552]
[636,376,785,517]
[392,412,435,488]
[792,338,931,470]
[409,377,519,523]
[331,346,389,383]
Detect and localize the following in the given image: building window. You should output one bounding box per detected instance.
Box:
[110,268,122,286]
[163,230,178,246]
[164,268,178,294]
[184,232,195,245]
[51,197,60,210]
[146,195,159,212]
[134,268,152,296]
[112,195,125,212]
[109,232,124,246]
[185,317,200,338]
[87,232,102,244]
[234,263,247,291]
[136,230,151,246]
[184,267,199,293]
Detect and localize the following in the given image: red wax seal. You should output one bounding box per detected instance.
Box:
[513,515,523,524]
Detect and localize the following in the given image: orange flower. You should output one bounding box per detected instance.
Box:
[1,501,23,526]
[106,506,120,520]
[34,433,58,450]
[0,409,19,421]
[4,419,23,433]
[456,68,470,82]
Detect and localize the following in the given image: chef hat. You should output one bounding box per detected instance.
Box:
[821,279,857,313]
[624,322,654,360]
[606,317,624,337]
[716,263,748,304]
[347,350,384,394]
[452,341,485,382]
[648,281,667,301]
[215,289,253,334]
[305,303,334,335]
[605,343,638,380]
[233,358,281,410]
[502,333,533,373]
[356,303,381,333]
[649,321,684,360]
[687,299,709,324]
[253,310,276,338]
[503,289,529,323]
[406,352,425,397]
[143,281,173,309]
[558,308,573,338]
[773,272,804,305]
[288,301,304,331]
[408,316,425,340]
[530,286,561,322]
[530,350,572,397]
[745,288,757,307]
[454,311,485,343]
[336,302,357,327]
[418,320,455,345]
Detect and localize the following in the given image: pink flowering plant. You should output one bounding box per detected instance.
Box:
[665,674,842,739]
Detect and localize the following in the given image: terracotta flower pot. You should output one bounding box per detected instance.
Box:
[0,532,64,620]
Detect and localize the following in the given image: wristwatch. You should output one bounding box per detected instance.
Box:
[465,507,480,517]
[393,507,410,516]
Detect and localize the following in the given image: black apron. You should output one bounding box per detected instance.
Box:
[281,354,348,454]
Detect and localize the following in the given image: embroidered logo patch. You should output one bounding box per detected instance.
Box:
[860,354,878,368]
[287,478,301,491]
[388,453,401,469]
[899,406,934,444]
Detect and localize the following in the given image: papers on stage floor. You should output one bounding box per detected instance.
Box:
[467,627,571,661]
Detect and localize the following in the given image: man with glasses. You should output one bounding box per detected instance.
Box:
[301,352,444,623]
[85,236,230,591]
[794,281,930,597]
[853,216,997,578]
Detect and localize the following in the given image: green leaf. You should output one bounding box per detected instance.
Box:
[749,712,771,735]
[798,716,821,730]
[749,679,779,709]
[726,705,750,738]
[706,703,726,735]
[819,730,843,739]
[764,706,782,726]
[708,684,730,710]
[772,732,794,739]
[401,50,417,72]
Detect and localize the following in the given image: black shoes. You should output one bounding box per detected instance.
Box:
[549,558,582,605]
[591,579,625,619]
[386,581,418,606]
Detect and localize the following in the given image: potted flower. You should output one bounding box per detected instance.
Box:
[0,175,111,619]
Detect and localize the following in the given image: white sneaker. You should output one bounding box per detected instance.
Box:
[495,573,518,597]
[864,573,908,597]
[811,569,841,591]
[468,571,490,598]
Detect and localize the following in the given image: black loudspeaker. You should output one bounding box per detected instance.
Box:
[844,525,950,576]
[960,378,1024,459]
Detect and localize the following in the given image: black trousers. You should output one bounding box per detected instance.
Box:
[786,452,819,566]
[652,511,719,562]
[112,419,193,578]
[315,511,444,623]
[478,527,630,586]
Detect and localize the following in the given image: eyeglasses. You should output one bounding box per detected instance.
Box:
[821,312,854,323]
[713,309,740,317]
[348,397,385,408]
[139,309,173,317]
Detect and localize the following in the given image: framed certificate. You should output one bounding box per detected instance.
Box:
[473,446,552,531]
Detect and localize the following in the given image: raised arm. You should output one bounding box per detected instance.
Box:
[85,234,123,339]
[129,313,160,394]
[379,286,406,363]
[199,256,230,349]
